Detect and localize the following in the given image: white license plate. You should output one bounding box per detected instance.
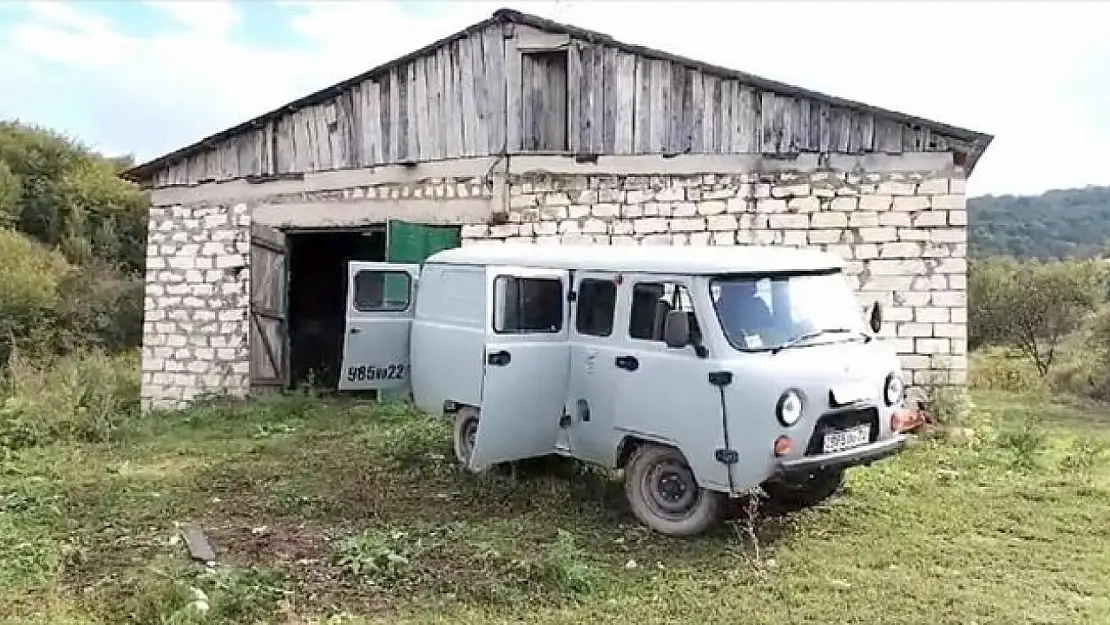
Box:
[822,424,871,454]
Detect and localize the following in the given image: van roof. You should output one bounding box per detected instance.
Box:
[426,243,843,275]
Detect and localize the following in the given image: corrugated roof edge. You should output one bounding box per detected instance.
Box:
[122,7,993,183]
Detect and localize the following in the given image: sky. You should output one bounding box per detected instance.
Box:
[1,0,1107,198]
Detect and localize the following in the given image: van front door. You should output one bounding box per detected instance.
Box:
[338,261,420,392]
[468,266,570,471]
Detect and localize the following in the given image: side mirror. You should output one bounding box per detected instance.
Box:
[663,310,691,349]
[868,301,883,333]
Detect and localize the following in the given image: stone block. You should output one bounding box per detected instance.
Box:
[913,212,947,227]
[811,212,847,228]
[849,212,880,228]
[788,196,820,213]
[772,183,810,198]
[892,196,930,212]
[808,229,845,244]
[916,338,950,355]
[634,218,668,234]
[696,200,728,216]
[916,179,949,195]
[897,323,933,338]
[707,215,738,231]
[948,210,968,226]
[878,181,916,196]
[592,203,620,217]
[756,198,787,213]
[879,242,922,259]
[858,227,898,243]
[915,307,950,323]
[830,197,858,212]
[859,194,893,211]
[711,231,736,245]
[869,259,926,275]
[932,291,966,307]
[931,194,966,210]
[769,214,808,229]
[931,228,966,244]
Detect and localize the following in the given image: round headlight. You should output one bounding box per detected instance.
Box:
[776,390,804,426]
[884,373,904,406]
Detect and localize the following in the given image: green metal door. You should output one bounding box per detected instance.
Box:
[383,220,461,303]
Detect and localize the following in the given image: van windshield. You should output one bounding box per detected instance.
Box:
[710,271,866,352]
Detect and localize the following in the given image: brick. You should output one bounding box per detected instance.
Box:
[544,192,571,206]
[707,215,738,231]
[917,178,949,195]
[878,181,916,195]
[788,196,820,213]
[897,228,930,242]
[696,200,728,215]
[711,231,736,245]
[811,212,847,228]
[858,227,898,243]
[916,338,950,355]
[879,242,922,258]
[869,259,926,275]
[892,196,930,212]
[933,323,966,338]
[782,230,807,246]
[915,307,950,323]
[885,306,914,322]
[581,219,607,234]
[672,202,697,217]
[849,212,880,227]
[756,198,787,213]
[854,243,879,259]
[898,323,933,338]
[913,211,947,227]
[769,214,808,229]
[950,178,967,194]
[931,194,966,210]
[634,218,668,234]
[948,210,967,226]
[557,221,579,235]
[772,183,810,198]
[931,291,966,307]
[860,275,914,291]
[830,197,858,212]
[808,229,845,244]
[859,195,893,211]
[669,218,706,232]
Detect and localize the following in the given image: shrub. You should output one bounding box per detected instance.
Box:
[0,229,70,362]
[0,349,140,451]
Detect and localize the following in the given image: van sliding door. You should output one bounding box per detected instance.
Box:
[468,266,571,471]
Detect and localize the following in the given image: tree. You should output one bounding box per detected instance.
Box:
[969,257,1107,376]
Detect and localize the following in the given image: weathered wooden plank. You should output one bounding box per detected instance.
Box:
[340,94,357,168]
[718,80,733,152]
[523,51,568,151]
[567,43,583,152]
[794,99,811,152]
[404,62,418,161]
[363,79,382,166]
[349,83,364,166]
[835,107,853,152]
[414,56,430,161]
[433,47,447,160]
[601,46,616,153]
[446,43,462,158]
[735,86,758,153]
[816,102,831,152]
[388,67,401,162]
[612,50,636,155]
[648,58,670,152]
[902,124,931,152]
[459,35,477,157]
[516,28,570,52]
[505,30,522,153]
[700,74,716,153]
[470,32,490,156]
[874,116,902,153]
[668,64,691,154]
[521,53,536,150]
[848,111,873,153]
[436,46,452,159]
[633,57,651,153]
[316,104,333,171]
[274,117,291,174]
[484,26,506,153]
[590,44,605,153]
[689,70,703,153]
[759,91,776,153]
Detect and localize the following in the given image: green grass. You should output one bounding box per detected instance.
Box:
[1,389,1109,625]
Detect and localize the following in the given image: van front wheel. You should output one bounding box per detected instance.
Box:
[624,443,722,537]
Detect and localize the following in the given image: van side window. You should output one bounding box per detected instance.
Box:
[629,281,701,343]
[354,270,411,312]
[493,276,564,333]
[575,279,617,337]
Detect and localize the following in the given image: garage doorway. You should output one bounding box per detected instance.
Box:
[282,221,462,391]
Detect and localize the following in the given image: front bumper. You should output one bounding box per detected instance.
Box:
[773,434,907,479]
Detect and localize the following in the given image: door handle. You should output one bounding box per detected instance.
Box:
[350,327,361,334]
[615,356,639,371]
[487,350,511,366]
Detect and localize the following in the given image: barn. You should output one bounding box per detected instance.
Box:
[122,8,991,412]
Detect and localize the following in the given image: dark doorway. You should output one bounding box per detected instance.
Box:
[286,229,385,390]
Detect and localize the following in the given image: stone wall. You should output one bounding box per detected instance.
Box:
[140,167,967,410]
[141,202,252,411]
[461,171,968,397]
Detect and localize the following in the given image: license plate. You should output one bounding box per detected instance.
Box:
[822,424,871,454]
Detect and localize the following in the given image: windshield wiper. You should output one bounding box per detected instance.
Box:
[770,327,868,354]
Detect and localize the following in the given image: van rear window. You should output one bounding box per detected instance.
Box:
[493,276,563,333]
[575,279,617,337]
[353,270,411,312]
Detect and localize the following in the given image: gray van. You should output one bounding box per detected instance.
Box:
[339,243,916,536]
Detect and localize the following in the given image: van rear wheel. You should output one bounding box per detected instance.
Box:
[624,443,722,537]
[452,407,481,471]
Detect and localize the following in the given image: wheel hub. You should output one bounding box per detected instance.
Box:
[645,460,698,516]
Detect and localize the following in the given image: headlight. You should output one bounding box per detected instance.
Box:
[776,389,804,426]
[883,372,904,406]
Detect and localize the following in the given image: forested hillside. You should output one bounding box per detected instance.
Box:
[969,186,1110,259]
[0,120,146,365]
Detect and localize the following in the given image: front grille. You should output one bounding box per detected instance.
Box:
[804,407,880,456]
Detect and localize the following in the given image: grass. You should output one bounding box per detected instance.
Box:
[1,385,1109,624]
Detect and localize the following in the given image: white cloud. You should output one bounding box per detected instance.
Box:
[1,0,1107,197]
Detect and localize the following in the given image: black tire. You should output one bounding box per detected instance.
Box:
[624,443,723,537]
[452,407,481,471]
[762,469,845,510]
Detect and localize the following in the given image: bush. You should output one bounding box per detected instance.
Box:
[0,349,140,451]
[0,229,70,362]
[968,257,1106,376]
